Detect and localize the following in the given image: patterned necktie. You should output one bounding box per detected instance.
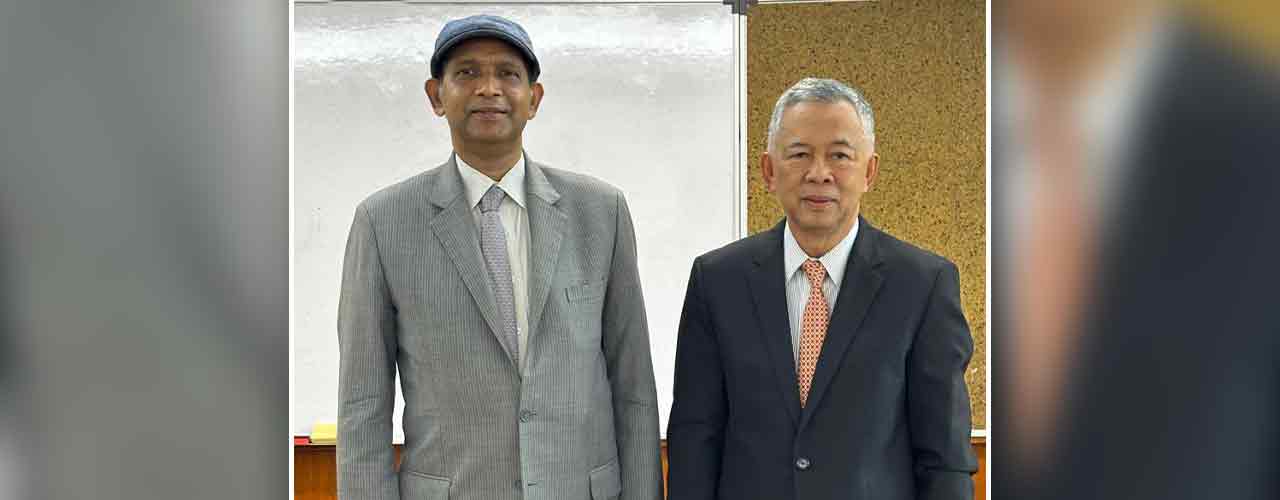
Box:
[479,185,519,366]
[797,259,829,407]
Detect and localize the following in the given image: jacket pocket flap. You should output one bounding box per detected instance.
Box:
[589,458,621,500]
[400,470,451,500]
[566,279,606,303]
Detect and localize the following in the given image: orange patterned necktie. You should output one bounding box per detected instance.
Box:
[797,259,829,407]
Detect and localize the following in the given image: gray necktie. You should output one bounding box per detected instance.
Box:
[479,185,518,366]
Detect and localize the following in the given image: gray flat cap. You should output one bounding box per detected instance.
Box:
[430,15,540,82]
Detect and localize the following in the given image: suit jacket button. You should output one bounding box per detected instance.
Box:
[519,409,536,422]
[795,457,811,470]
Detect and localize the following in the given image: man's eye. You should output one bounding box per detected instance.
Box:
[789,152,809,159]
[456,68,475,77]
[832,152,851,160]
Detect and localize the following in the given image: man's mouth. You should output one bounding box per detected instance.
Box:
[802,195,837,207]
[470,108,509,120]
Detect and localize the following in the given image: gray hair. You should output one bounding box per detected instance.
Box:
[766,77,876,151]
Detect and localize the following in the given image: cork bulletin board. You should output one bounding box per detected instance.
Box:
[746,0,987,428]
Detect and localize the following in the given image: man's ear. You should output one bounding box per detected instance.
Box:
[425,79,446,117]
[864,152,879,192]
[527,82,544,120]
[761,151,777,193]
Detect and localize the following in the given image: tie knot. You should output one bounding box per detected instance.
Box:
[479,185,506,213]
[802,259,825,288]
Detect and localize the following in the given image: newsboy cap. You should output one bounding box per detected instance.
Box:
[430,15,540,82]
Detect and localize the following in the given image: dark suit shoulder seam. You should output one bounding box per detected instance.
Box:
[909,264,947,345]
[691,257,721,344]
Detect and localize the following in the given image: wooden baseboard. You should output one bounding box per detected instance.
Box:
[296,436,987,500]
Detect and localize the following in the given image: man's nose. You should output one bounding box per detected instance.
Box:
[804,158,834,183]
[475,73,503,96]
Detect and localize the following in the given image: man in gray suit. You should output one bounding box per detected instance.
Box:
[337,15,663,500]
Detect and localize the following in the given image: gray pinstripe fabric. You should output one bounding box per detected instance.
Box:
[337,154,663,500]
[479,186,519,366]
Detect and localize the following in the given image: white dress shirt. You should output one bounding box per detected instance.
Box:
[457,154,531,372]
[783,218,859,366]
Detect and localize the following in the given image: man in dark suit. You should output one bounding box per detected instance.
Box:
[993,2,1280,498]
[667,77,978,500]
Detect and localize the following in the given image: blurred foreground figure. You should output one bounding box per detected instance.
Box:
[995,1,1280,498]
[0,3,288,500]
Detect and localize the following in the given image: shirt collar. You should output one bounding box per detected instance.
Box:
[783,217,860,287]
[456,153,527,209]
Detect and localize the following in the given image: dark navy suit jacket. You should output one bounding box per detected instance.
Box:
[668,218,978,500]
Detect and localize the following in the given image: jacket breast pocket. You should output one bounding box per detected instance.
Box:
[566,279,607,303]
[566,279,607,348]
[589,457,621,500]
[400,470,451,500]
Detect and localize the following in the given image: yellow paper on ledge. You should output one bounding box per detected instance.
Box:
[310,422,337,445]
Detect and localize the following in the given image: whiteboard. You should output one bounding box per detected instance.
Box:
[293,2,738,440]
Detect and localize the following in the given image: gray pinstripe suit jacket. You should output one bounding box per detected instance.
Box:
[337,154,663,500]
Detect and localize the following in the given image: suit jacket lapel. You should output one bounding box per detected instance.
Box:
[748,221,802,429]
[426,155,519,368]
[799,217,884,429]
[522,157,567,363]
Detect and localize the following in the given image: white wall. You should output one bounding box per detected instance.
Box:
[293,2,737,440]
